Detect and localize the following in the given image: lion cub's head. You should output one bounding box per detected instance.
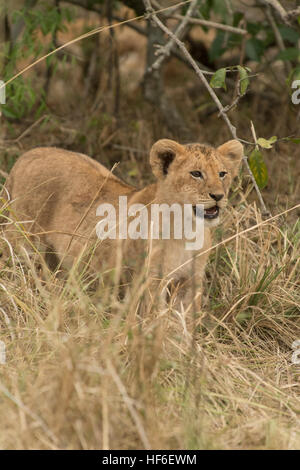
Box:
[150,138,243,226]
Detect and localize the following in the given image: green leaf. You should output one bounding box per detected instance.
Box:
[276,48,300,61]
[199,0,214,20]
[1,106,20,119]
[246,22,262,35]
[128,168,138,177]
[233,12,244,28]
[285,137,300,144]
[212,0,228,21]
[210,68,227,90]
[278,26,299,44]
[248,149,268,189]
[209,31,226,62]
[246,38,265,62]
[257,136,277,149]
[292,66,300,81]
[237,65,249,95]
[286,66,300,87]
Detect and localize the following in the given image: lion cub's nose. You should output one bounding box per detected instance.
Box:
[209,193,224,202]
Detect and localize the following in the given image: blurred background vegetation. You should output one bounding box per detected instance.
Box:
[0,0,299,216]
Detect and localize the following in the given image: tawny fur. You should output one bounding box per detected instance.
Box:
[1,139,243,311]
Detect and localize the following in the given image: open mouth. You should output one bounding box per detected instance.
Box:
[193,205,220,219]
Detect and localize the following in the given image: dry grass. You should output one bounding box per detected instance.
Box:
[0,3,300,450]
[0,198,299,450]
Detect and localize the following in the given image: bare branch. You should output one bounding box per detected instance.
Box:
[259,0,300,26]
[152,0,248,35]
[144,0,237,137]
[264,6,292,76]
[286,7,300,20]
[63,0,212,75]
[173,15,248,36]
[149,0,198,73]
[143,0,270,216]
[261,0,288,22]
[249,121,271,216]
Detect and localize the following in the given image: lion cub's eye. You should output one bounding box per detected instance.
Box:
[190,171,203,179]
[219,171,227,178]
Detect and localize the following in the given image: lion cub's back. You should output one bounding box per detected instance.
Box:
[8,146,126,186]
[4,146,134,228]
[6,146,132,199]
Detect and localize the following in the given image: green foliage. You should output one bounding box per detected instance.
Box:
[2,1,74,120]
[198,0,213,20]
[198,0,229,22]
[248,265,283,307]
[248,148,268,189]
[202,1,300,65]
[277,25,299,43]
[210,67,227,90]
[209,31,227,62]
[276,48,300,61]
[210,66,250,95]
[237,65,250,95]
[205,0,299,194]
[287,66,300,86]
[245,37,265,62]
[257,136,277,149]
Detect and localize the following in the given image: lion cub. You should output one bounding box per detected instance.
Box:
[2,138,243,310]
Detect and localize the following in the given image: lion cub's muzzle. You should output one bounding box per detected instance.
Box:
[193,204,222,220]
[193,205,220,219]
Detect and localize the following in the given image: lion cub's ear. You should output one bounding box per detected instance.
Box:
[217,140,243,178]
[150,139,184,179]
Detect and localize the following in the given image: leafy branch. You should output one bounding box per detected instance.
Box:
[143,0,271,216]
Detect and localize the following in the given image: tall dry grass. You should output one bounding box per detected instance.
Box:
[0,1,299,450]
[0,197,299,450]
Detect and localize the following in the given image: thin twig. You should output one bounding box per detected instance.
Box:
[249,121,271,216]
[286,7,300,20]
[143,0,270,216]
[63,0,212,73]
[112,14,212,75]
[221,28,247,115]
[173,14,248,35]
[0,169,9,179]
[148,0,198,72]
[144,0,237,138]
[264,6,291,75]
[220,92,241,116]
[4,115,50,145]
[260,0,291,25]
[0,1,194,92]
[152,0,188,15]
[152,0,247,35]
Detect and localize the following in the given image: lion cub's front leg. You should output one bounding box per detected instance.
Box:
[146,243,209,314]
[168,257,207,313]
